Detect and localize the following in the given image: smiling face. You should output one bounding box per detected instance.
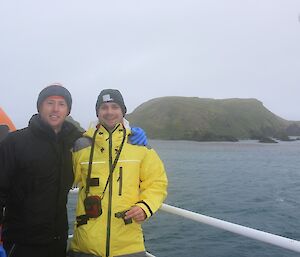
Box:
[97,102,123,130]
[39,96,69,133]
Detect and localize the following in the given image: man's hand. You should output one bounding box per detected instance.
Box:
[125,206,146,224]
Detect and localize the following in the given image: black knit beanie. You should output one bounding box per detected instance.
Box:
[95,89,127,117]
[37,84,72,114]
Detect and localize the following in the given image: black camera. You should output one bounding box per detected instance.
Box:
[115,210,132,225]
[84,195,102,218]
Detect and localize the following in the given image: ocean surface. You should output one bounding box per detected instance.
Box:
[68,139,300,257]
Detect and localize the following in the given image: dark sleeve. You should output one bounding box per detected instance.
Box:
[0,135,16,223]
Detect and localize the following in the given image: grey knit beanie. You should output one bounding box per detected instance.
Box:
[37,84,72,114]
[95,89,127,116]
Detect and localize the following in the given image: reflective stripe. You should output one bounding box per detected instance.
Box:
[81,160,140,165]
[81,161,106,165]
[118,160,141,163]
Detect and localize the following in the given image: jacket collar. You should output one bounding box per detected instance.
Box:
[29,114,82,146]
[84,123,128,146]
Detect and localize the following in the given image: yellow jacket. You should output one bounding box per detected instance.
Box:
[69,124,168,257]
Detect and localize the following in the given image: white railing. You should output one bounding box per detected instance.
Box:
[160,203,300,253]
[69,203,300,256]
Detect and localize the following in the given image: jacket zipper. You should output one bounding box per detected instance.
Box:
[105,130,113,257]
[104,125,125,257]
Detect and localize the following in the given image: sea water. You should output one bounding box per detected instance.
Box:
[68,140,300,257]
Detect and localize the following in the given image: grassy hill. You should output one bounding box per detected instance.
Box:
[126,97,297,141]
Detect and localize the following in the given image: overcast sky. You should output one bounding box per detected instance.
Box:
[0,0,299,129]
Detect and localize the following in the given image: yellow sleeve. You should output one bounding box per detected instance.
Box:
[136,148,168,218]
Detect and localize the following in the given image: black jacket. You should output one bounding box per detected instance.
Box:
[0,114,82,245]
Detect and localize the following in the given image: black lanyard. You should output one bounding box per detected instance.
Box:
[85,124,126,199]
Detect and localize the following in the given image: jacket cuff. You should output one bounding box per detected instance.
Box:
[136,200,153,219]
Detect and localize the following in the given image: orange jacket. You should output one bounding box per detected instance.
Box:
[0,107,16,131]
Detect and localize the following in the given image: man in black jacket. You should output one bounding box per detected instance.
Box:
[0,84,82,257]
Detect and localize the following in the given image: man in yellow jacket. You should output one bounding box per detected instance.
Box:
[68,89,168,257]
